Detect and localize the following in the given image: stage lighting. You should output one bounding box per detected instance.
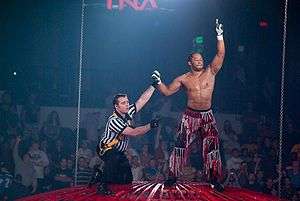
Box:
[259,20,268,28]
[195,36,204,44]
[193,36,204,53]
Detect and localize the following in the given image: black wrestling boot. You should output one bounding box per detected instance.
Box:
[210,181,224,192]
[96,183,114,195]
[208,168,224,192]
[164,176,177,187]
[209,176,224,192]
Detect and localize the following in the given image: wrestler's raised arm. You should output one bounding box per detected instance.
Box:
[208,19,225,75]
[151,70,182,96]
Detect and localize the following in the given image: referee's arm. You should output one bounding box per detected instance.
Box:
[121,124,151,137]
[135,85,155,112]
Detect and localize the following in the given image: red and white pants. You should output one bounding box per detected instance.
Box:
[169,108,222,180]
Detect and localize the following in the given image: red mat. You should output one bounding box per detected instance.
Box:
[17,181,284,201]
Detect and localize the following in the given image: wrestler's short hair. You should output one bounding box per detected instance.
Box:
[187,52,202,62]
[187,53,194,62]
[112,93,127,106]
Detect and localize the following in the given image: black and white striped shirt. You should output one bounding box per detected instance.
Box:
[100,104,136,152]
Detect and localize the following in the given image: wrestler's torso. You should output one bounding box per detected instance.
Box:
[181,68,215,110]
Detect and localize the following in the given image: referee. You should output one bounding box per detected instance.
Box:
[96,85,159,195]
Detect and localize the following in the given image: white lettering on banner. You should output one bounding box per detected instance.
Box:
[106,0,158,10]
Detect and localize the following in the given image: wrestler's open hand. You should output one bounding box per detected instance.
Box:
[151,70,162,86]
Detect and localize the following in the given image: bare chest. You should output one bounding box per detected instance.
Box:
[183,72,215,91]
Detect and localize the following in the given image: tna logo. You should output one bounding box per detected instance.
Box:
[106,0,158,11]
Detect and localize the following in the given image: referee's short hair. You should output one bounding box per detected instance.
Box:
[112,93,127,106]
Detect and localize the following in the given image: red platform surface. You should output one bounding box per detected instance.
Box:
[17,182,284,201]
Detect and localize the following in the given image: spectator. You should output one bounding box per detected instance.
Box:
[0,137,15,173]
[285,121,299,158]
[88,154,104,171]
[240,101,259,143]
[246,172,260,191]
[261,149,277,179]
[0,162,13,199]
[282,177,295,199]
[39,139,49,153]
[224,169,240,187]
[220,120,240,160]
[6,174,29,200]
[257,120,273,139]
[51,139,68,164]
[226,148,242,172]
[77,140,93,161]
[76,157,93,185]
[241,139,258,156]
[261,178,274,194]
[260,137,272,157]
[240,148,251,163]
[43,165,53,192]
[40,111,61,145]
[248,153,262,174]
[67,157,75,172]
[291,143,300,160]
[28,141,49,192]
[256,170,265,190]
[21,93,40,140]
[0,91,19,138]
[52,157,73,190]
[287,161,300,189]
[238,161,249,188]
[13,136,37,193]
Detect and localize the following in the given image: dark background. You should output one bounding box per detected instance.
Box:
[0,0,299,119]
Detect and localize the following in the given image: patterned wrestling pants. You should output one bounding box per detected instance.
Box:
[169,108,222,180]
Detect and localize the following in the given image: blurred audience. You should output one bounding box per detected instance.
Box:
[0,88,299,200]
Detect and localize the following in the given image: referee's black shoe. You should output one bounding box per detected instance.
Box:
[96,183,114,196]
[88,165,102,187]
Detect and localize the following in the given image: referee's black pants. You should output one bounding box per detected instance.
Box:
[100,149,133,184]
